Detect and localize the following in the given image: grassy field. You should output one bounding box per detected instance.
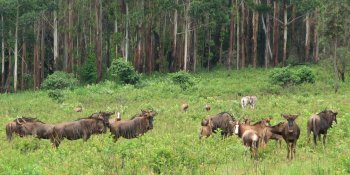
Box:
[0,63,349,174]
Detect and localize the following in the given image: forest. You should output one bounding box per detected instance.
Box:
[0,0,349,92]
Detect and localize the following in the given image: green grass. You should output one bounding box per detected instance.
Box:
[0,64,349,174]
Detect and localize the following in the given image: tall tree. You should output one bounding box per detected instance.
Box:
[272,0,279,66]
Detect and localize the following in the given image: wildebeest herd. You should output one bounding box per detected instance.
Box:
[199,96,338,159]
[5,95,338,160]
[6,109,157,148]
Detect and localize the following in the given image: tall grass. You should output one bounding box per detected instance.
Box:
[0,64,349,174]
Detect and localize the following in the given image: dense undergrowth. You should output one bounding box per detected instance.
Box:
[0,63,349,174]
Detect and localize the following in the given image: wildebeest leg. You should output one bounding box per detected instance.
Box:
[286,143,291,159]
[83,134,91,141]
[307,128,311,144]
[323,133,327,145]
[113,135,119,143]
[292,141,296,160]
[313,133,317,145]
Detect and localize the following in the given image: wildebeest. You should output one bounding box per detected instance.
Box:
[280,114,300,160]
[205,104,211,112]
[307,110,338,145]
[6,117,40,141]
[109,109,158,142]
[264,122,284,148]
[51,112,112,148]
[241,96,257,109]
[181,103,189,112]
[199,118,213,139]
[233,121,260,158]
[15,117,54,140]
[199,112,235,138]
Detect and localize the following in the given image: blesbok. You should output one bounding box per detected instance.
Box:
[51,112,112,148]
[199,118,213,139]
[280,114,300,160]
[109,109,157,142]
[307,110,338,145]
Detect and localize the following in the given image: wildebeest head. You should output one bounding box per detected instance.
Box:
[140,109,158,130]
[319,110,338,125]
[282,114,298,129]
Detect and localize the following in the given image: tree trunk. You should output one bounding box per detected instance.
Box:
[282,0,288,66]
[193,27,197,72]
[171,0,178,72]
[313,9,319,62]
[125,2,129,61]
[40,19,45,86]
[114,15,118,59]
[236,0,239,70]
[183,0,190,71]
[14,3,19,93]
[95,0,102,82]
[305,13,310,62]
[262,3,272,68]
[240,2,245,68]
[67,0,73,72]
[1,14,5,91]
[21,33,26,90]
[252,0,259,67]
[291,4,296,44]
[53,9,58,70]
[228,0,235,69]
[272,0,279,66]
[5,47,11,92]
[333,38,338,80]
[219,26,224,65]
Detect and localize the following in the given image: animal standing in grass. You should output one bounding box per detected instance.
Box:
[109,109,157,142]
[181,103,189,112]
[205,104,211,112]
[51,112,112,148]
[199,112,235,138]
[280,114,300,160]
[15,118,54,140]
[6,117,42,142]
[241,96,257,109]
[307,110,338,145]
[199,118,213,139]
[233,121,260,158]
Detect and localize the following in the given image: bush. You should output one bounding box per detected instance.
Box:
[169,71,195,90]
[48,90,65,103]
[108,58,141,85]
[41,71,78,90]
[269,66,315,87]
[79,49,97,84]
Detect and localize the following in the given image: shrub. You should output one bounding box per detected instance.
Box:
[48,90,65,103]
[108,58,141,85]
[169,71,195,90]
[41,71,78,90]
[295,66,315,84]
[269,66,315,87]
[79,49,97,84]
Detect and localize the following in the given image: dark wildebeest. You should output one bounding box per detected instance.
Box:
[15,118,54,140]
[199,118,213,139]
[51,112,112,148]
[5,117,40,142]
[233,121,260,158]
[109,109,158,142]
[307,110,338,145]
[280,114,300,160]
[199,112,235,138]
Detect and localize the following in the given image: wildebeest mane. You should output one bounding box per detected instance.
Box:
[217,112,234,119]
[14,117,45,123]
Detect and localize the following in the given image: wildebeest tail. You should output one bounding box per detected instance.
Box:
[312,117,317,136]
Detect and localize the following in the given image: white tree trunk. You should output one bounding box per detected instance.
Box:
[125,2,129,62]
[14,4,19,93]
[305,13,310,61]
[114,17,118,59]
[236,0,239,70]
[183,1,190,71]
[1,14,4,88]
[283,1,287,66]
[53,9,58,69]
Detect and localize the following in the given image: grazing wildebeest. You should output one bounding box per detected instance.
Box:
[241,96,258,109]
[51,112,112,148]
[233,121,260,158]
[15,118,54,140]
[307,110,338,145]
[199,112,235,138]
[5,117,40,141]
[281,114,300,160]
[205,104,211,112]
[181,103,189,112]
[109,109,158,142]
[199,118,213,139]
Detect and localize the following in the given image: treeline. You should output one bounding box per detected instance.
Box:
[0,0,349,92]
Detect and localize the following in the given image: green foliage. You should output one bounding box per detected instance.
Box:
[79,49,97,84]
[41,71,78,90]
[169,71,195,90]
[270,66,315,86]
[47,90,64,103]
[108,58,141,85]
